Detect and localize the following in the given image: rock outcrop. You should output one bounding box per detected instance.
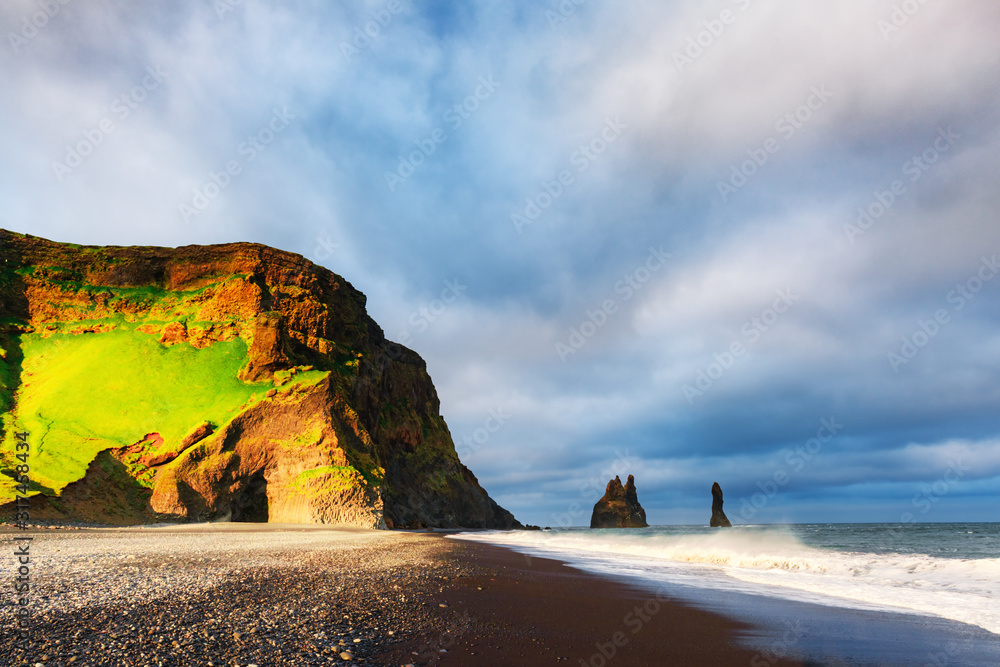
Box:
[591,474,648,528]
[710,482,732,527]
[0,229,519,529]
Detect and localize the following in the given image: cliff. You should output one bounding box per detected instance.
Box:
[590,474,648,529]
[0,230,519,529]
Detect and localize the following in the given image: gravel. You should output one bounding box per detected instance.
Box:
[1,525,463,666]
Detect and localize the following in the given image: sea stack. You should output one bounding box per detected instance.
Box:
[710,482,732,527]
[590,474,649,528]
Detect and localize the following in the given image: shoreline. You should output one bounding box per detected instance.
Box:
[423,532,1000,666]
[4,525,799,666]
[375,534,801,666]
[5,525,997,665]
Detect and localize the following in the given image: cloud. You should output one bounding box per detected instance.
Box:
[2,0,999,525]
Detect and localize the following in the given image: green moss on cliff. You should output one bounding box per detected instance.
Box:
[0,328,259,501]
[0,337,18,416]
[290,465,380,497]
[0,231,518,528]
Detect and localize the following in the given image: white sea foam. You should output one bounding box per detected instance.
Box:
[452,527,1000,635]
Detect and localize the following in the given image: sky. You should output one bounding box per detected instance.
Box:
[1,0,999,526]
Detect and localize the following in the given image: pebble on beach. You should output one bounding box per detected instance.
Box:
[3,527,471,667]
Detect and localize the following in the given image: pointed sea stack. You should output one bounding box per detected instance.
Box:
[590,474,649,528]
[710,482,732,527]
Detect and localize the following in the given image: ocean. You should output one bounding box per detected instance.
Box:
[452,523,1000,663]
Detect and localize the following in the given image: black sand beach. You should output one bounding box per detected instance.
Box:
[3,525,803,666]
[7,525,998,666]
[377,536,801,666]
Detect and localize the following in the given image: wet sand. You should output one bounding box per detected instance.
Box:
[375,535,800,666]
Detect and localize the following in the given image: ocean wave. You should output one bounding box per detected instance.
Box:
[452,527,1000,635]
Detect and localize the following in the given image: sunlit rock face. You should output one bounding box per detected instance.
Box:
[591,474,649,529]
[0,229,519,529]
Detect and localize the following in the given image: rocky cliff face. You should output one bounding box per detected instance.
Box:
[0,230,519,529]
[710,482,732,527]
[590,474,648,529]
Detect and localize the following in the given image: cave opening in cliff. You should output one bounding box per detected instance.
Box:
[231,471,269,522]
